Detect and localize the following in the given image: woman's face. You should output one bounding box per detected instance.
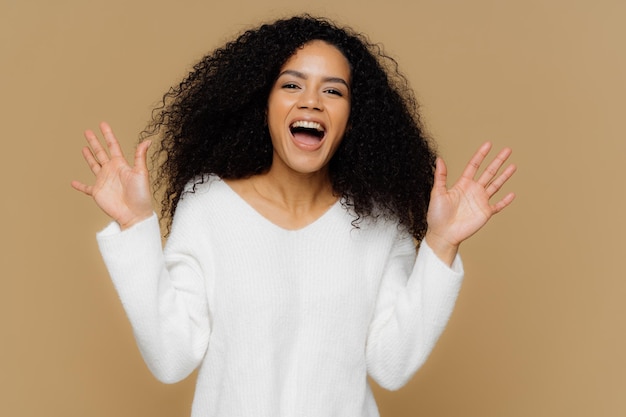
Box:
[266,40,351,177]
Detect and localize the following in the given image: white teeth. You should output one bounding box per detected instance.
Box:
[290,120,324,132]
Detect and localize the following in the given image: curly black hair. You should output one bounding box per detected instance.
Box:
[143,14,437,240]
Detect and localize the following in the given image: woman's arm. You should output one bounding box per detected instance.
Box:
[97,213,211,383]
[73,123,211,382]
[366,234,463,390]
[366,142,516,389]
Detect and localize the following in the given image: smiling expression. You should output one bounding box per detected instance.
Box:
[266,40,351,177]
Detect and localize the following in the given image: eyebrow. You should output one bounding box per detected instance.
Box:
[277,69,350,90]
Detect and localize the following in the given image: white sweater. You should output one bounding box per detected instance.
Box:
[97,177,464,417]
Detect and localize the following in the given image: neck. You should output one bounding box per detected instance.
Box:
[223,161,339,230]
[254,165,336,213]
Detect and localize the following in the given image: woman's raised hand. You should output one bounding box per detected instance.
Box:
[71,122,154,230]
[425,142,517,265]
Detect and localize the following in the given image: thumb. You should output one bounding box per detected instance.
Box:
[432,157,448,196]
[134,140,152,171]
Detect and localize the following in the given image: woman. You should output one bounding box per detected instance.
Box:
[72,15,516,417]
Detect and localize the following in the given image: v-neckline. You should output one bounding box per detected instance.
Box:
[218,178,343,233]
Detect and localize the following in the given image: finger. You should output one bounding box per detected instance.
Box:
[81,146,101,175]
[485,163,517,197]
[477,147,512,187]
[84,128,110,164]
[70,180,93,196]
[461,142,492,180]
[99,122,125,159]
[492,191,516,214]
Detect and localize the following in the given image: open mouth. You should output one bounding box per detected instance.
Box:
[290,120,326,145]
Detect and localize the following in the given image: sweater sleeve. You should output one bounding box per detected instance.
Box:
[96,211,211,384]
[365,232,464,390]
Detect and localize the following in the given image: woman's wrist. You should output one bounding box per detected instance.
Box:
[118,211,154,231]
[424,230,459,267]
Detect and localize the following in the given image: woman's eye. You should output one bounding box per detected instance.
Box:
[282,83,299,89]
[325,88,344,97]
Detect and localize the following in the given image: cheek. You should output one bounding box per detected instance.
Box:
[266,94,290,127]
[336,104,351,133]
[265,108,282,136]
[266,115,288,152]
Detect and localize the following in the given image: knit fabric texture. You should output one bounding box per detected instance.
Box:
[96,177,464,417]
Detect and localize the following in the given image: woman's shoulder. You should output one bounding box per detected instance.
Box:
[181,174,222,194]
[180,174,250,204]
[168,175,232,231]
[342,204,413,244]
[174,175,232,214]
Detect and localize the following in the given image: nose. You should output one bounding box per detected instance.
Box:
[297,89,323,111]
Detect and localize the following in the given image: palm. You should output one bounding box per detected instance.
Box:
[427,142,516,248]
[72,122,153,229]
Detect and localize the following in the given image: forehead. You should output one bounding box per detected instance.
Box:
[280,40,351,80]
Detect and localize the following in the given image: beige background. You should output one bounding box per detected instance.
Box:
[2,0,624,416]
